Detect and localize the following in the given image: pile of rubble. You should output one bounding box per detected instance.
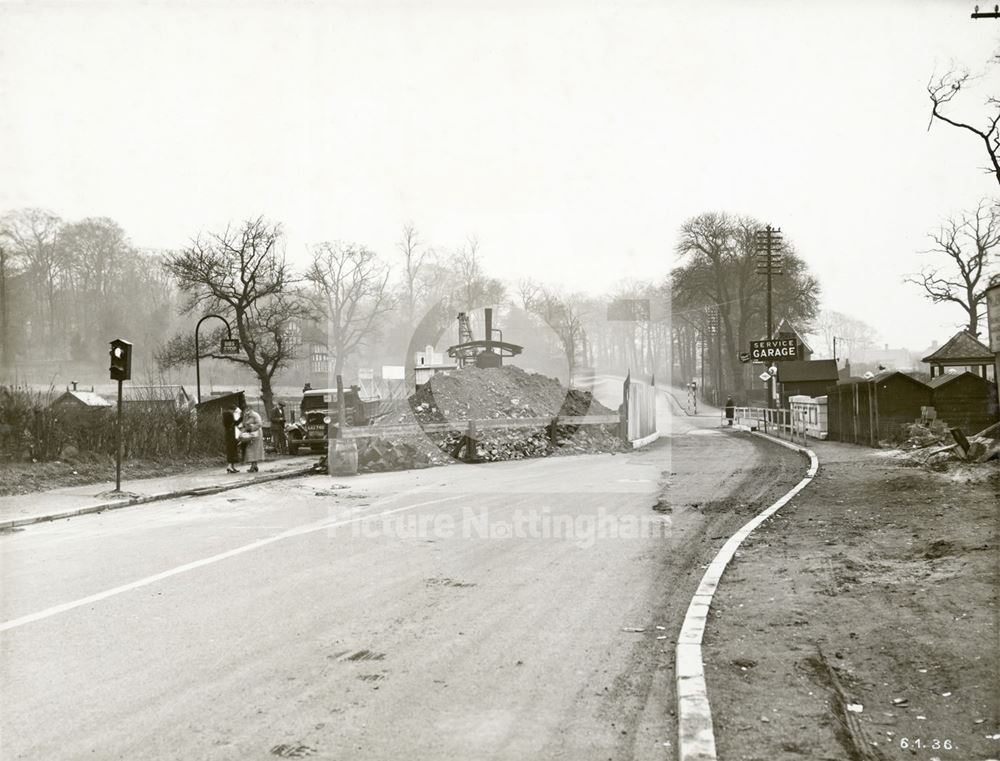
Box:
[409,365,605,422]
[900,420,1000,467]
[352,365,626,472]
[896,419,952,450]
[355,436,444,472]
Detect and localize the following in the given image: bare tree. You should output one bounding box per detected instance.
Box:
[0,241,21,367]
[57,217,132,354]
[305,242,394,377]
[928,61,1000,185]
[397,223,431,323]
[812,310,879,359]
[673,212,820,393]
[905,201,1000,336]
[158,216,308,412]
[0,208,64,353]
[451,237,506,309]
[519,280,589,376]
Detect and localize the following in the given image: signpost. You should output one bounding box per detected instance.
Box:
[194,314,238,404]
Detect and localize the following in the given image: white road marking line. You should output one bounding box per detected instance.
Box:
[0,494,466,633]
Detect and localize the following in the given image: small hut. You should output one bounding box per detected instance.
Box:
[927,372,999,433]
[921,330,994,380]
[827,371,931,445]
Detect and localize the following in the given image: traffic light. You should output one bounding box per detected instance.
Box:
[109,338,132,381]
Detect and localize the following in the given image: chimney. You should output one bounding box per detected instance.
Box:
[884,343,888,351]
[71,381,78,391]
[484,308,493,351]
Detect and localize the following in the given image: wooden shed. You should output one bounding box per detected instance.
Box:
[123,385,192,412]
[927,372,999,433]
[49,390,113,414]
[827,371,931,445]
[777,359,839,405]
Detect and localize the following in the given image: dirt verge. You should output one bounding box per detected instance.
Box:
[703,441,999,761]
[0,455,222,496]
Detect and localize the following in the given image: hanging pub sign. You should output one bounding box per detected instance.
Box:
[749,338,800,362]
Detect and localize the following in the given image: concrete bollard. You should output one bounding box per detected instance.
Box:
[329,438,358,476]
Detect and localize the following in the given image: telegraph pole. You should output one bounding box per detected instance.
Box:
[755,225,783,408]
[971,4,1000,18]
[707,308,722,405]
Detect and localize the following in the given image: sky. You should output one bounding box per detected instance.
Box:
[1,0,998,352]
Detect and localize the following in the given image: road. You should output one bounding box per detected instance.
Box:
[0,393,802,761]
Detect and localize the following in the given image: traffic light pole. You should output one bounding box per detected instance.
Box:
[115,378,123,493]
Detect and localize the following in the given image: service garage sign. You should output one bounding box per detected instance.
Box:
[749,338,800,362]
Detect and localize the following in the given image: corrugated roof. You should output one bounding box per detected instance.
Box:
[921,330,993,363]
[777,359,839,383]
[927,370,991,389]
[836,370,930,388]
[123,385,189,402]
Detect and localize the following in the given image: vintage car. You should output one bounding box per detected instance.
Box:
[286,386,378,455]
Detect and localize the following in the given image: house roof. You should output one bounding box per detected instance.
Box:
[862,370,930,390]
[52,390,112,408]
[123,385,189,402]
[926,370,991,389]
[777,359,838,383]
[771,317,814,355]
[921,330,993,364]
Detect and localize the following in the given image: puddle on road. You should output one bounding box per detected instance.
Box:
[425,577,476,588]
[270,743,316,758]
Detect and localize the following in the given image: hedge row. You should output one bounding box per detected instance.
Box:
[0,385,225,461]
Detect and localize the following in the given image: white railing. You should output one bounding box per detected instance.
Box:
[725,406,809,446]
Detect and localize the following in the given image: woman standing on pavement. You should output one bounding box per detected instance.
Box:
[240,406,265,473]
[222,404,241,473]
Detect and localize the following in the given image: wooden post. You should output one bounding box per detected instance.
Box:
[336,374,347,434]
[950,428,970,457]
[466,420,477,462]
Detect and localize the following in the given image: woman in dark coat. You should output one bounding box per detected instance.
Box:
[222,405,241,473]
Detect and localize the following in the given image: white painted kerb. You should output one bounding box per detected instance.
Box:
[675,432,819,761]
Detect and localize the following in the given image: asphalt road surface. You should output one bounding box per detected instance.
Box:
[0,391,802,760]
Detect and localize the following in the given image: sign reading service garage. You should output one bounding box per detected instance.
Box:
[749,338,800,362]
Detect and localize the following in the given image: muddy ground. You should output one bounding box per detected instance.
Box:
[703,439,999,761]
[0,455,223,496]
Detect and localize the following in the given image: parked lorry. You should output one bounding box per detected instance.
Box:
[286,386,379,455]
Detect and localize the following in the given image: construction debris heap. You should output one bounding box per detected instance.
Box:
[354,366,625,473]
